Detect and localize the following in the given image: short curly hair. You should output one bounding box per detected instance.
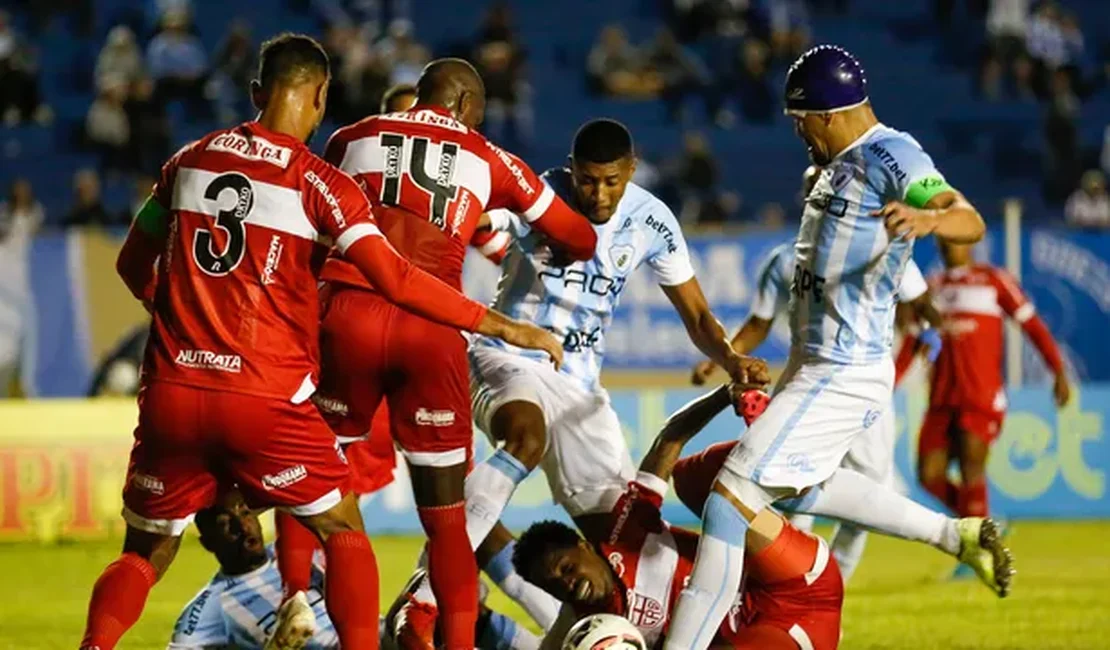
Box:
[512,520,582,586]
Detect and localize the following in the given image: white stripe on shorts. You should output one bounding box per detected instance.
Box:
[122,506,196,536]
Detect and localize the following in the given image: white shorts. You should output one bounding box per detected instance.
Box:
[721,355,894,493]
[841,397,895,486]
[469,346,635,517]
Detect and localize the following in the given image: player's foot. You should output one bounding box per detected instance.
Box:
[386,569,437,650]
[264,590,316,650]
[955,517,1015,598]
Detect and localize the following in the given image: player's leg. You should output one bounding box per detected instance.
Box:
[82,383,215,650]
[917,407,959,513]
[954,409,1002,518]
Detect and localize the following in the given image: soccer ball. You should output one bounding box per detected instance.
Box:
[562,614,647,650]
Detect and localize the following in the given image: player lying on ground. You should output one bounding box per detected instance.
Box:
[286,57,597,650]
[664,45,1008,650]
[688,167,945,585]
[513,385,844,650]
[911,239,1069,523]
[83,33,565,650]
[391,117,771,643]
[168,490,538,650]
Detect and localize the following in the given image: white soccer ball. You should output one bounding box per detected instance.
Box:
[561,614,647,650]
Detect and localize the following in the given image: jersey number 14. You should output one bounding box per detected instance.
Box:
[378,134,461,229]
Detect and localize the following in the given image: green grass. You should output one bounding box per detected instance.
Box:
[3,521,1109,649]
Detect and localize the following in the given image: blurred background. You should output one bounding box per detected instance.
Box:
[0,0,1107,556]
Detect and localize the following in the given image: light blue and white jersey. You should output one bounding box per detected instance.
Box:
[790,124,945,364]
[474,168,695,392]
[168,549,338,650]
[751,240,927,323]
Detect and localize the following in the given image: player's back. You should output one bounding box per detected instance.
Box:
[929,263,1013,410]
[791,125,933,365]
[322,106,545,290]
[146,121,367,401]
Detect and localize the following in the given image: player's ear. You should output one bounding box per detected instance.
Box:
[626,156,638,178]
[314,77,329,112]
[249,79,265,111]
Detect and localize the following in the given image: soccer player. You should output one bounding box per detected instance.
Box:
[380,83,417,113]
[513,385,843,650]
[168,491,539,650]
[663,45,1008,650]
[82,34,562,650]
[391,118,770,646]
[311,58,598,649]
[914,240,1070,520]
[688,165,944,583]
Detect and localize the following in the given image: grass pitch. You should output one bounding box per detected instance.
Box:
[2,521,1108,649]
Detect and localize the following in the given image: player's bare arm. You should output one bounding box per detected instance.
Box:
[691,315,774,385]
[639,385,733,480]
[874,189,985,244]
[663,278,770,388]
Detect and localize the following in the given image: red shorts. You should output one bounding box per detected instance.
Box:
[721,562,843,650]
[918,405,1005,458]
[672,440,737,517]
[318,286,472,468]
[343,403,398,495]
[123,382,349,535]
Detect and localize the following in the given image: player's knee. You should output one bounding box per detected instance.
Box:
[491,401,546,469]
[917,452,948,485]
[295,493,364,541]
[122,528,182,582]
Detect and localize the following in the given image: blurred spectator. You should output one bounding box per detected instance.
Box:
[768,0,810,61]
[311,0,411,38]
[64,170,119,228]
[696,191,742,225]
[380,83,416,113]
[756,201,786,228]
[146,10,208,110]
[647,28,710,122]
[736,39,775,123]
[1102,125,1110,177]
[1043,70,1081,202]
[1025,1,1081,95]
[146,0,193,35]
[1065,170,1110,229]
[96,26,145,92]
[0,10,51,125]
[207,22,256,124]
[669,132,723,223]
[85,77,131,172]
[0,179,43,395]
[587,25,661,99]
[374,20,430,85]
[667,0,757,44]
[472,3,532,146]
[126,76,171,175]
[982,0,1033,97]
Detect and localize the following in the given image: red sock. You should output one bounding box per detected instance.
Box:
[922,477,959,513]
[418,502,478,649]
[324,531,380,650]
[80,553,157,650]
[276,510,320,599]
[958,480,989,518]
[748,522,819,585]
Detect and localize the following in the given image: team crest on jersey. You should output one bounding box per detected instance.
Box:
[829,165,854,192]
[627,593,665,629]
[609,244,635,272]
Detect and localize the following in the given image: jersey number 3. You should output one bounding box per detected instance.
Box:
[194,172,254,276]
[378,134,460,229]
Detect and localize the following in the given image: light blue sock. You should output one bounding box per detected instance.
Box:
[479,610,540,650]
[483,540,561,630]
[465,449,531,549]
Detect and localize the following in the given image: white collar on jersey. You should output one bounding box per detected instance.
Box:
[832,122,886,162]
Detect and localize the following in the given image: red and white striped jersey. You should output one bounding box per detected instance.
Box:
[320,105,554,289]
[143,121,381,401]
[928,263,1062,413]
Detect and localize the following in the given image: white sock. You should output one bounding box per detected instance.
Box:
[412,448,532,607]
[664,493,748,650]
[790,513,816,533]
[829,523,868,583]
[484,540,561,630]
[799,468,961,556]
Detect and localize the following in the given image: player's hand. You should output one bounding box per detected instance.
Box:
[721,354,771,389]
[1053,373,1071,408]
[873,201,938,239]
[690,360,717,385]
[505,320,565,370]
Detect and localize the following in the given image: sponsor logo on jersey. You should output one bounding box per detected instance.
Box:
[867,142,908,184]
[208,132,292,168]
[312,393,350,417]
[131,473,165,495]
[644,214,678,254]
[485,142,534,197]
[787,453,817,474]
[175,349,243,373]
[180,589,211,635]
[451,190,471,236]
[304,170,347,229]
[627,593,665,629]
[862,409,880,428]
[262,465,308,490]
[414,408,456,427]
[261,234,283,285]
[609,243,635,272]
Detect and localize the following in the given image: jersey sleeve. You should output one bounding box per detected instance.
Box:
[749,246,790,320]
[898,259,928,303]
[867,135,954,208]
[645,203,695,287]
[990,268,1033,322]
[167,584,230,649]
[303,161,384,254]
[484,141,552,218]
